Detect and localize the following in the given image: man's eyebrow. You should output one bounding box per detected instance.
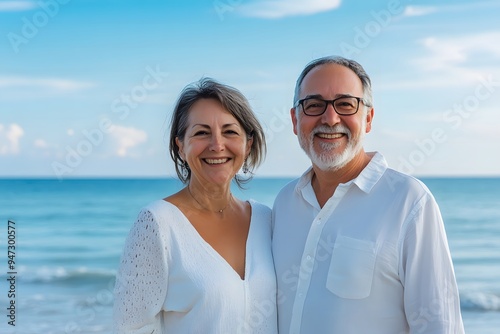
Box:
[303,94,323,100]
[302,93,356,100]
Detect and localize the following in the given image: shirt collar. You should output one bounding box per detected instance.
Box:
[351,152,387,193]
[294,151,388,195]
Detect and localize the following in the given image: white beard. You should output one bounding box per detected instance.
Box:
[298,118,366,171]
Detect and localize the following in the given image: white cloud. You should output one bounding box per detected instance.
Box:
[67,129,75,136]
[109,125,147,157]
[380,31,500,90]
[237,0,341,19]
[0,123,24,155]
[0,76,94,92]
[402,6,438,17]
[416,31,500,85]
[463,122,499,140]
[0,1,36,12]
[34,139,48,149]
[418,32,500,70]
[402,2,500,18]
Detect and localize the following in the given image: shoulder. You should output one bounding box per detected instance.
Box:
[137,200,183,223]
[128,200,183,239]
[248,200,272,229]
[275,178,300,202]
[248,199,271,217]
[143,199,179,215]
[272,178,301,213]
[382,169,442,226]
[381,168,434,199]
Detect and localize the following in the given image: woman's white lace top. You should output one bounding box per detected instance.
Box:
[113,199,278,334]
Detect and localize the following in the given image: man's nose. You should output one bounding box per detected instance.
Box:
[321,102,341,126]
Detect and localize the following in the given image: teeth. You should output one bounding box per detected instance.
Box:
[205,158,229,164]
[317,133,343,139]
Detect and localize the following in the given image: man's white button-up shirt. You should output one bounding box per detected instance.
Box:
[272,152,464,334]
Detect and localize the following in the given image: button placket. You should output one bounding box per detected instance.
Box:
[288,183,352,334]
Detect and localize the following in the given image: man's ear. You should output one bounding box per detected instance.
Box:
[365,107,374,133]
[291,108,298,135]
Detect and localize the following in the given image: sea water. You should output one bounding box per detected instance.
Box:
[0,177,499,333]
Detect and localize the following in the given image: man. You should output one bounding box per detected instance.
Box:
[272,56,464,334]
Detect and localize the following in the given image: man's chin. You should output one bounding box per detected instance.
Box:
[313,160,346,172]
[310,154,347,172]
[309,147,359,172]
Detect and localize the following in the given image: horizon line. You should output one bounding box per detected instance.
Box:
[1,175,500,180]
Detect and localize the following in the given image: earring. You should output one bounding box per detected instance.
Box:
[242,159,249,174]
[181,160,190,179]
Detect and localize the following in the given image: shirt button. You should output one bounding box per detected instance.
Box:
[306,255,312,260]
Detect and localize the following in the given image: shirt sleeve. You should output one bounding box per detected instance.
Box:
[399,194,465,334]
[113,208,169,334]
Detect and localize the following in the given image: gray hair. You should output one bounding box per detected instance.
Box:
[168,78,266,187]
[293,56,373,111]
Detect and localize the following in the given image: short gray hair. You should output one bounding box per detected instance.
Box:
[293,56,373,110]
[168,78,266,187]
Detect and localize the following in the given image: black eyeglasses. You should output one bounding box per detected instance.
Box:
[295,96,366,116]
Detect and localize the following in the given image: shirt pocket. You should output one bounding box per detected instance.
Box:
[326,235,377,299]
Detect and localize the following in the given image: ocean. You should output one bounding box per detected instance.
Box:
[0,177,499,333]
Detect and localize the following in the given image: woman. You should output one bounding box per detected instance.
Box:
[113,78,277,333]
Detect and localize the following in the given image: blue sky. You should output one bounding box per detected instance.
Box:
[1,0,499,178]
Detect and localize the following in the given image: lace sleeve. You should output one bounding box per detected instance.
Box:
[113,208,169,333]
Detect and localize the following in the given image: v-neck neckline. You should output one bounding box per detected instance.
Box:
[161,200,253,282]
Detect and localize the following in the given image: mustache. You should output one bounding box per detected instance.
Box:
[311,124,351,137]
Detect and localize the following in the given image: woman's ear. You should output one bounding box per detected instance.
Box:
[245,135,253,157]
[175,137,185,160]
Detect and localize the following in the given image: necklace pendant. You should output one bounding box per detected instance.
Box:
[219,209,223,213]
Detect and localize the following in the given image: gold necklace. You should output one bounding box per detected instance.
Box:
[187,186,232,213]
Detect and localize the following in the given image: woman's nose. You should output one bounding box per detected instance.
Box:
[209,133,225,152]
